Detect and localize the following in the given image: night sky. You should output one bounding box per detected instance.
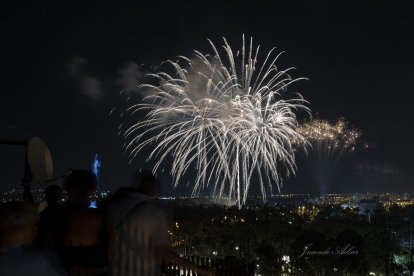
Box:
[1,1,413,195]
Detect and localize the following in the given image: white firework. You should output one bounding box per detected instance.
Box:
[123,35,310,207]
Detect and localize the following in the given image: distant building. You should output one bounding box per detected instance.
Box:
[266,194,309,207]
[172,197,236,207]
[212,197,236,207]
[358,197,379,215]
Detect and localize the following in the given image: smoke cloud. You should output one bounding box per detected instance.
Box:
[117,61,143,91]
[67,55,104,100]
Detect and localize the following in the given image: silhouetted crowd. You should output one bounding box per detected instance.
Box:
[0,169,213,276]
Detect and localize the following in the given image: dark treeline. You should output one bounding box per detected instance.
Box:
[164,202,414,276]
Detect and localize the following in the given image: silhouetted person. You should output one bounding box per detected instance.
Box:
[57,169,114,276]
[0,201,66,276]
[109,170,213,276]
[45,185,63,209]
[37,185,63,247]
[98,187,135,213]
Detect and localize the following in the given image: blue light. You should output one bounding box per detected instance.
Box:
[88,200,97,209]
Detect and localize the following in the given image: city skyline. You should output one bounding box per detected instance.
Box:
[1,1,413,195]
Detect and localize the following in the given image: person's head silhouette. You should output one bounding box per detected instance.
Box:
[65,169,96,205]
[132,169,158,197]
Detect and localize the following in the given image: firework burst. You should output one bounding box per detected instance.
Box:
[296,118,360,159]
[294,118,361,194]
[123,35,310,207]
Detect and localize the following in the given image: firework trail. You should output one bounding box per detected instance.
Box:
[123,35,310,207]
[294,118,361,194]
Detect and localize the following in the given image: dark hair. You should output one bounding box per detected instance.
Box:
[65,169,96,199]
[45,184,62,203]
[133,169,157,194]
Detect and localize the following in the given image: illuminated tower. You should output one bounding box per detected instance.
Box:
[92,154,102,191]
